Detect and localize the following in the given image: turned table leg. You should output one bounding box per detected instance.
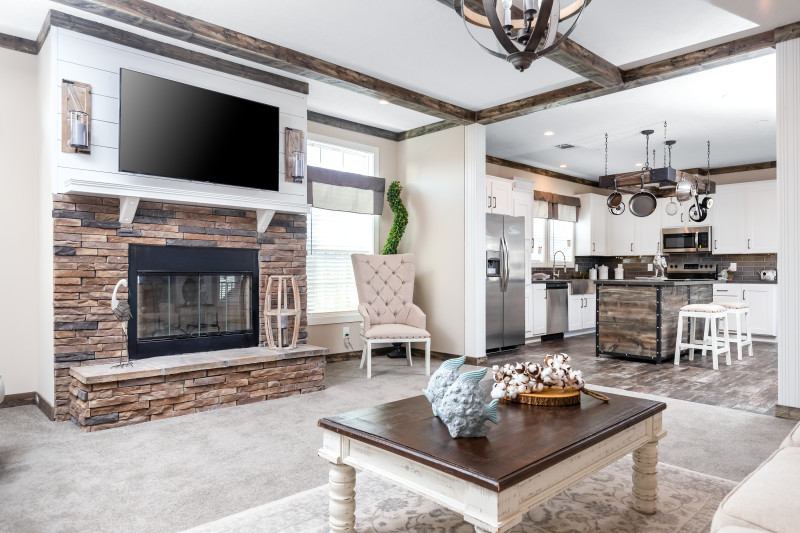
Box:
[632,441,659,514]
[329,463,356,532]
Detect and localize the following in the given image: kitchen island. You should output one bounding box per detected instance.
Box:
[595,279,714,363]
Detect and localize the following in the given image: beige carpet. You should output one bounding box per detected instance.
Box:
[185,456,736,533]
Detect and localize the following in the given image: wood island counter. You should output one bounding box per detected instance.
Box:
[595,279,714,363]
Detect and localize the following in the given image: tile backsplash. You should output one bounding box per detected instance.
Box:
[533,253,776,282]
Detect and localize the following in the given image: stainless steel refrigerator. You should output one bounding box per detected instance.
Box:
[486,213,525,351]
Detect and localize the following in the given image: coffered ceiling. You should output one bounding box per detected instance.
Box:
[2,0,800,175]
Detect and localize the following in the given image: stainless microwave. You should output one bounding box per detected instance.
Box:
[661,226,712,253]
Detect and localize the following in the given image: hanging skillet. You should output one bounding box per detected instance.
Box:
[700,179,714,210]
[629,175,657,217]
[689,197,707,222]
[607,177,624,212]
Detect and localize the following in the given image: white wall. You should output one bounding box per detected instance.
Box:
[0,48,40,396]
[304,122,398,355]
[486,161,606,196]
[398,126,466,356]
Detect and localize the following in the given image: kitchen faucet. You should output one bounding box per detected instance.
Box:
[552,250,567,278]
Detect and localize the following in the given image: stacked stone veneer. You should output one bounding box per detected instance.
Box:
[69,355,325,431]
[53,194,308,422]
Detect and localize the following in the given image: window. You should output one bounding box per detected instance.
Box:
[306,138,378,317]
[532,219,575,267]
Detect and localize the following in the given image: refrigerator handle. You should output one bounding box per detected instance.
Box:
[501,236,510,292]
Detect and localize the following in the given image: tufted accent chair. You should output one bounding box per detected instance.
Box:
[351,253,430,379]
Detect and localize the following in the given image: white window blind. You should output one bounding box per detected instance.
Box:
[532,219,575,267]
[306,139,377,315]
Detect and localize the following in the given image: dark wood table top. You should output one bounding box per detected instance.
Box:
[319,387,665,491]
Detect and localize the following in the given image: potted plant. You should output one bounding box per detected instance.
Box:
[383,181,409,358]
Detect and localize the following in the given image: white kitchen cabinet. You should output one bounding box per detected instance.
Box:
[745,180,778,253]
[635,208,662,255]
[576,193,609,256]
[711,183,748,254]
[486,176,514,215]
[713,283,777,336]
[711,181,778,254]
[525,285,534,337]
[609,196,636,255]
[532,284,547,336]
[568,293,596,331]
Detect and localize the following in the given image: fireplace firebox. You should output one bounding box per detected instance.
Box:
[128,245,260,359]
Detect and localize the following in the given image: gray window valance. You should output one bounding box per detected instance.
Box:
[307,166,386,215]
[533,191,581,222]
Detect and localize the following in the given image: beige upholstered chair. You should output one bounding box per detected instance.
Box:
[351,253,431,379]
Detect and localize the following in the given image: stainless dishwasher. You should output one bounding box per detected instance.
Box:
[545,282,569,335]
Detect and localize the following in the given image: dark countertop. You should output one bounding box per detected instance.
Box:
[716,280,778,284]
[594,279,716,286]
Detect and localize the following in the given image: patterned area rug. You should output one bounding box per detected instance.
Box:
[185,456,735,533]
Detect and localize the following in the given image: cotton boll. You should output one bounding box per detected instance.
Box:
[506,385,518,399]
[491,386,506,400]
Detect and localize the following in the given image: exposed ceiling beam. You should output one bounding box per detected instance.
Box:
[775,21,800,43]
[395,121,460,141]
[486,155,599,187]
[52,0,477,125]
[681,161,776,176]
[0,32,38,54]
[307,111,398,141]
[477,29,778,124]
[436,0,621,87]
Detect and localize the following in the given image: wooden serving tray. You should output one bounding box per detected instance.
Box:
[502,387,581,406]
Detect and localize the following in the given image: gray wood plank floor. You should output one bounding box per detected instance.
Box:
[488,333,778,416]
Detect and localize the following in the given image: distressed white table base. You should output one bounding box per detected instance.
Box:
[320,413,665,533]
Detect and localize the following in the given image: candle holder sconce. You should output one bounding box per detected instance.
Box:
[284,127,305,183]
[61,80,92,154]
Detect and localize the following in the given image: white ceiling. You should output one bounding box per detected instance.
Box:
[0,0,798,165]
[487,54,777,179]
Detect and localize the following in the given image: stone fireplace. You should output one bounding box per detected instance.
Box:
[53,194,324,427]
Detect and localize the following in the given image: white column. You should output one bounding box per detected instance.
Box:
[464,124,487,362]
[777,37,800,416]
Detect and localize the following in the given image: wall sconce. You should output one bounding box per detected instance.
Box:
[61,80,92,155]
[291,150,305,183]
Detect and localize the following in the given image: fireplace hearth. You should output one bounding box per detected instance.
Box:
[128,245,260,359]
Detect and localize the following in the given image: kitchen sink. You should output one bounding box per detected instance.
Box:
[567,279,595,295]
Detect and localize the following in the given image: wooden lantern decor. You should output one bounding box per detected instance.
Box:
[264,275,301,349]
[61,80,92,154]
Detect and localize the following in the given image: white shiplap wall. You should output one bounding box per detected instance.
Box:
[50,27,308,213]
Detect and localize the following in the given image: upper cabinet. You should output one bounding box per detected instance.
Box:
[608,196,636,255]
[486,176,514,215]
[576,193,609,256]
[712,181,778,254]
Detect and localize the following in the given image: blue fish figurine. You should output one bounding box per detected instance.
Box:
[438,368,500,439]
[423,356,466,417]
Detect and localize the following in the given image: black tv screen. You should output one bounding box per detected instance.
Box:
[119,69,279,191]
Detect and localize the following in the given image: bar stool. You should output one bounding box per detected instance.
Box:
[708,301,753,360]
[674,303,731,370]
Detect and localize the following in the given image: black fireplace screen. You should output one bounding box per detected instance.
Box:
[128,245,259,359]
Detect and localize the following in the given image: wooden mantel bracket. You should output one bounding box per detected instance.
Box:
[256,209,276,233]
[118,196,140,224]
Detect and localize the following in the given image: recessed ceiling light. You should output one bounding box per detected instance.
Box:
[544,131,555,136]
[378,99,389,105]
[559,164,567,168]
[635,162,643,167]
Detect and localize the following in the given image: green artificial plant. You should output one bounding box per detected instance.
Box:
[381,180,408,255]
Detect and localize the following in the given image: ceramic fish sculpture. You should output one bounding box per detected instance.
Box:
[437,368,499,439]
[422,356,466,417]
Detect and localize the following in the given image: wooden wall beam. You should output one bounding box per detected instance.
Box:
[47,11,308,94]
[477,30,778,124]
[52,0,477,124]
[0,32,39,54]
[486,155,598,187]
[307,111,398,141]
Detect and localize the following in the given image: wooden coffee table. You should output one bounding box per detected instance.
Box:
[319,390,666,533]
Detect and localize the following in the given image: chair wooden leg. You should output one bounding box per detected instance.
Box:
[701,318,710,357]
[425,339,431,376]
[710,317,719,370]
[367,341,372,379]
[406,342,412,366]
[745,310,754,357]
[735,312,743,360]
[689,317,696,361]
[674,314,684,366]
[360,342,367,369]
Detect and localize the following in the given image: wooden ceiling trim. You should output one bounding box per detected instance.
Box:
[0,32,38,54]
[775,21,800,44]
[48,11,309,94]
[477,29,781,124]
[52,0,477,124]
[545,34,623,88]
[680,161,776,176]
[307,111,399,141]
[487,155,598,187]
[395,121,460,141]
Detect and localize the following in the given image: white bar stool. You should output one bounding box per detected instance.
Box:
[674,303,731,370]
[709,301,753,360]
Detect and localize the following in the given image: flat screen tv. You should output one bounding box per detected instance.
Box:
[119,69,280,191]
